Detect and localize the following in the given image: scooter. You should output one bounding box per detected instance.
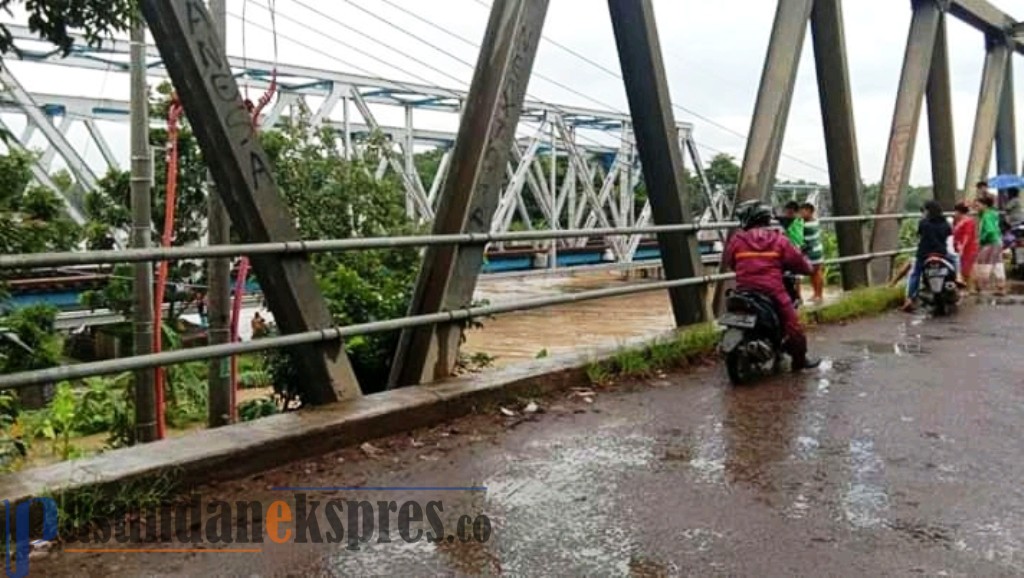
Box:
[917,254,959,316]
[718,273,799,385]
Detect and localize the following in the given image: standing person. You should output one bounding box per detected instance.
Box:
[975,195,1006,295]
[1004,188,1023,228]
[778,201,804,302]
[780,201,804,249]
[902,201,956,311]
[976,180,991,202]
[953,202,979,292]
[799,202,825,303]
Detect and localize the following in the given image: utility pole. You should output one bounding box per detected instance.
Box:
[206,0,232,428]
[130,15,157,443]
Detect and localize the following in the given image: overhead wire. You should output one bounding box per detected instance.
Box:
[363,0,806,183]
[240,2,632,162]
[464,0,830,179]
[279,0,699,181]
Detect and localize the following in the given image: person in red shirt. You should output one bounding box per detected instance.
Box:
[953,201,979,292]
[723,200,819,371]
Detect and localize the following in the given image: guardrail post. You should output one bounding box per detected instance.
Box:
[963,34,1010,195]
[926,11,959,210]
[868,0,943,283]
[810,0,869,290]
[607,0,708,326]
[139,0,361,403]
[995,49,1017,176]
[388,0,550,388]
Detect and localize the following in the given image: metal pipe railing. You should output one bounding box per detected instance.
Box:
[0,248,913,390]
[0,213,919,270]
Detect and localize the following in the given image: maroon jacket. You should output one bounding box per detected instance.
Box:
[723,227,812,297]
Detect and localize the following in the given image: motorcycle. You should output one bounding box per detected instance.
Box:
[917,254,958,316]
[718,273,799,385]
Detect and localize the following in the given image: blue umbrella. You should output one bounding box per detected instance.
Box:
[987,174,1024,190]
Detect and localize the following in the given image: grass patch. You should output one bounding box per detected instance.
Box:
[586,285,907,386]
[38,468,183,539]
[801,285,906,326]
[587,323,720,385]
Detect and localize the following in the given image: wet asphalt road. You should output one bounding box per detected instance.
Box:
[35,297,1024,576]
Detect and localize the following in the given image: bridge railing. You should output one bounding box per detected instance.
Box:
[0,213,919,390]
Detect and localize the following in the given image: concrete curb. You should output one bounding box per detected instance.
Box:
[0,286,907,507]
[0,329,678,506]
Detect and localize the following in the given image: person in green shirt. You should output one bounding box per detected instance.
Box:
[777,201,804,302]
[800,202,826,303]
[975,195,1006,295]
[781,201,804,248]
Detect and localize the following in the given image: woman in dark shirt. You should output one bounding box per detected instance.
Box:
[903,201,958,311]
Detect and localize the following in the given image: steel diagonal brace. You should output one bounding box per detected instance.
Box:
[350,90,433,221]
[493,125,546,233]
[0,117,86,224]
[139,0,360,403]
[0,67,99,192]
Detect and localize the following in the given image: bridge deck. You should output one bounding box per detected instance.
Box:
[35,296,1024,576]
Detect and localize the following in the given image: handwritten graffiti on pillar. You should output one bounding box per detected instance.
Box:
[183,0,270,194]
[880,125,912,213]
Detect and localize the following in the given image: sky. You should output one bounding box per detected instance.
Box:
[2,0,1022,188]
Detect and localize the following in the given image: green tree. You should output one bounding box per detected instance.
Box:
[0,1,134,57]
[705,154,741,191]
[0,305,62,374]
[81,83,207,317]
[0,149,81,255]
[261,118,422,398]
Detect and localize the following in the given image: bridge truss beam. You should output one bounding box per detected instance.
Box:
[0,84,715,267]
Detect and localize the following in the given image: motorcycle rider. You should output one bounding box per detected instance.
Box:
[901,200,960,311]
[723,199,820,371]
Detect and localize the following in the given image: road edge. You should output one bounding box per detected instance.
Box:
[0,285,907,517]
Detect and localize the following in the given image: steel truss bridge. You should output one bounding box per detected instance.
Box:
[0,0,1020,440]
[0,23,749,267]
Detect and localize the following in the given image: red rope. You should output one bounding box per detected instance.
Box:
[250,69,278,128]
[152,98,184,440]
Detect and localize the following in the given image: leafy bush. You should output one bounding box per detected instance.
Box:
[260,118,423,398]
[0,305,63,374]
[239,397,279,422]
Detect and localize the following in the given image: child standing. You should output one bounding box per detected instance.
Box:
[800,203,825,303]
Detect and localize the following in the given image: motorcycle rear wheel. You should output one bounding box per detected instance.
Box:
[726,349,752,385]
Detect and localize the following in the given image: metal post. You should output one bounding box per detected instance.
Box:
[810,0,869,289]
[995,49,1017,176]
[868,0,943,283]
[130,17,157,444]
[343,95,352,160]
[206,0,232,428]
[388,0,550,387]
[607,0,708,325]
[925,12,959,209]
[963,34,1010,195]
[549,115,557,269]
[712,0,813,312]
[734,0,815,204]
[140,0,361,403]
